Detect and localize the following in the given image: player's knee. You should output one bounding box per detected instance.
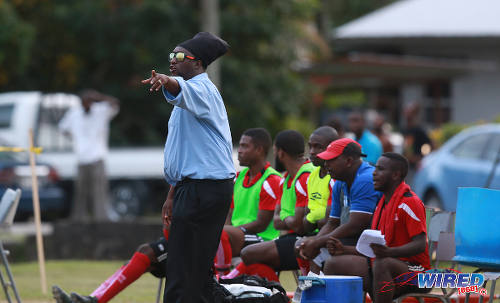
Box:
[137,243,150,253]
[240,244,261,265]
[323,256,341,274]
[372,257,391,277]
[240,246,251,264]
[137,244,156,262]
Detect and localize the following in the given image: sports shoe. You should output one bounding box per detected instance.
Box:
[52,285,73,303]
[70,292,98,303]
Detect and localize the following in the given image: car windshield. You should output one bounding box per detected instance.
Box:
[0,150,26,162]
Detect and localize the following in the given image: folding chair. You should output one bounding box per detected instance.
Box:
[396,210,456,303]
[0,188,22,303]
[453,187,500,303]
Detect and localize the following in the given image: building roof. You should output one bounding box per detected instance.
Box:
[335,0,500,39]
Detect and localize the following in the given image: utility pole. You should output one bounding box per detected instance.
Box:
[201,0,221,87]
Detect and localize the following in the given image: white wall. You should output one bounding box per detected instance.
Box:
[452,72,500,124]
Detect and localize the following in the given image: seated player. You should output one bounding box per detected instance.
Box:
[303,126,338,234]
[222,130,313,281]
[214,128,281,276]
[323,153,431,303]
[297,138,381,271]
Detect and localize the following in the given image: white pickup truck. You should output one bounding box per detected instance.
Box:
[0,91,168,220]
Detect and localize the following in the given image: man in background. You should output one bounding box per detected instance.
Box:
[348,111,382,165]
[59,89,119,222]
[402,102,433,184]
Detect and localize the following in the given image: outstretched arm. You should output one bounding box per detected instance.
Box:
[85,90,120,109]
[142,70,180,96]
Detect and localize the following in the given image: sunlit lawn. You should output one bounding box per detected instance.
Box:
[1,260,498,303]
[2,260,296,303]
[3,260,160,303]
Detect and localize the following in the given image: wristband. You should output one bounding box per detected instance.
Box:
[239,226,247,234]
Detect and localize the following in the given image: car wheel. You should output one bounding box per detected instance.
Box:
[109,181,147,221]
[424,191,443,211]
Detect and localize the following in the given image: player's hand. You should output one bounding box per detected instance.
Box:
[326,236,344,256]
[141,70,169,92]
[299,237,320,260]
[294,237,306,258]
[370,243,392,258]
[162,195,173,228]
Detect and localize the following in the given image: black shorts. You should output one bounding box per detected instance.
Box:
[367,258,431,298]
[274,233,300,271]
[149,237,168,278]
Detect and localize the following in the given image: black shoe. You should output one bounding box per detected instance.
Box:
[52,285,73,303]
[70,292,98,303]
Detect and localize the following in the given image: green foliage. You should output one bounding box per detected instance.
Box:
[323,90,366,109]
[220,0,318,139]
[0,1,35,86]
[7,0,199,146]
[3,0,319,145]
[430,122,468,147]
[441,122,467,143]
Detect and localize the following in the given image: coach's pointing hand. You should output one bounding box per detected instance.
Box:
[141,70,169,92]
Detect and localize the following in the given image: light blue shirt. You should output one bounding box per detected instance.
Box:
[357,130,383,165]
[162,73,235,185]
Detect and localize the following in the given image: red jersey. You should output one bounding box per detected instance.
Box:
[279,170,310,208]
[371,182,430,269]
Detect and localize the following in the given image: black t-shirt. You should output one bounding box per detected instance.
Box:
[404,127,432,156]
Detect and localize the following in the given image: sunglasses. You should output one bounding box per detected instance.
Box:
[169,52,197,62]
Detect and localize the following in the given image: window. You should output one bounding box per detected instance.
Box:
[483,133,500,162]
[0,104,14,128]
[423,82,451,126]
[451,133,491,160]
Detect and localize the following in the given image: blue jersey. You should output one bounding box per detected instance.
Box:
[356,130,383,165]
[330,161,382,223]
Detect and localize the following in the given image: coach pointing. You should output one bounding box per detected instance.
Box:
[142,32,235,303]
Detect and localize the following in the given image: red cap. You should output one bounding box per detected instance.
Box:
[317,138,365,160]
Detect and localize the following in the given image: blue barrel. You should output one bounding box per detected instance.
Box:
[300,275,363,303]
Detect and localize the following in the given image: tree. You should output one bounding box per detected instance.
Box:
[4,0,319,145]
[0,1,35,87]
[220,0,319,139]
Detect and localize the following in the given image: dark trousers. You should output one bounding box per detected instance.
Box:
[164,178,233,303]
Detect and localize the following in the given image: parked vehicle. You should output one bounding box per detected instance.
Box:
[0,148,66,220]
[413,124,500,211]
[0,91,167,220]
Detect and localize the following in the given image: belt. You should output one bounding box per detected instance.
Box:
[177,177,233,185]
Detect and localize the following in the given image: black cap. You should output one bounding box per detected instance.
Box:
[178,32,229,67]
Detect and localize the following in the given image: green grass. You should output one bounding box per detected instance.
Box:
[3,260,160,303]
[1,260,498,303]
